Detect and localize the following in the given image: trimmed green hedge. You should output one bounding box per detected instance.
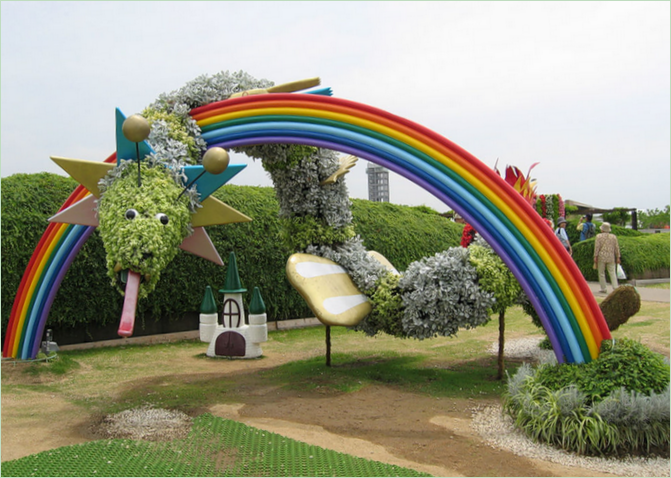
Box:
[3,173,667,343]
[1,173,463,339]
[572,232,669,281]
[350,200,462,271]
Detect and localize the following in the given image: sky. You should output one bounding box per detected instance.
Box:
[1,1,669,213]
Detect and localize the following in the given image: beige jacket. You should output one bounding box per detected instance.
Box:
[593,233,620,263]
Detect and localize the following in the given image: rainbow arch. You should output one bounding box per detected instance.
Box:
[3,93,610,362]
[3,154,117,360]
[190,94,610,364]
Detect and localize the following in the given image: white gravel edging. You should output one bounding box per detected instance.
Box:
[487,336,556,362]
[471,405,669,477]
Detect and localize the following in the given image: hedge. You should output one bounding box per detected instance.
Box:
[1,173,463,340]
[4,173,667,344]
[572,231,669,281]
[350,200,462,271]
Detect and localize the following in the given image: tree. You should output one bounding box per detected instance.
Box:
[638,205,670,229]
[468,243,522,380]
[603,208,631,227]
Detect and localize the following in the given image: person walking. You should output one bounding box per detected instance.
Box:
[593,222,621,294]
[555,217,572,255]
[577,213,596,241]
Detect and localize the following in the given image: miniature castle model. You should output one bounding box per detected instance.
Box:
[200,252,268,359]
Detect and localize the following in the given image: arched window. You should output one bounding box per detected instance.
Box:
[222,298,241,328]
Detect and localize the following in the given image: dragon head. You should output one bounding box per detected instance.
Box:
[97,161,193,299]
[49,114,250,338]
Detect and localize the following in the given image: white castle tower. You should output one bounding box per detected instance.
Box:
[199,285,218,343]
[204,252,267,359]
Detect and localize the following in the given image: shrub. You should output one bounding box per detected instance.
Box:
[398,248,495,339]
[533,338,669,401]
[468,244,521,314]
[600,285,641,331]
[363,272,404,337]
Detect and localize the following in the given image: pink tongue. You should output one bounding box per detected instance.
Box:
[118,270,141,337]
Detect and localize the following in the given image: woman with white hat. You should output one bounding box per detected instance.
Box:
[554,217,572,255]
[593,222,621,294]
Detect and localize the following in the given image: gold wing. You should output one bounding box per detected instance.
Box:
[320,155,359,185]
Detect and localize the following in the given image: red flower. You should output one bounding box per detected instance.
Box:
[461,224,477,248]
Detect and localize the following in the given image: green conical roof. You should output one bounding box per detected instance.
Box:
[219,251,247,293]
[249,287,266,315]
[200,285,218,314]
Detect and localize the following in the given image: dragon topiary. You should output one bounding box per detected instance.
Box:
[51,70,496,343]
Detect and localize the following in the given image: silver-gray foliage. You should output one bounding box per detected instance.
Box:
[398,248,495,339]
[305,237,388,293]
[591,385,670,425]
[506,363,535,398]
[145,70,273,165]
[239,145,353,229]
[555,385,587,417]
[147,70,273,113]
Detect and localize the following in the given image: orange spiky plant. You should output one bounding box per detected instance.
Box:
[460,160,540,247]
[494,159,539,206]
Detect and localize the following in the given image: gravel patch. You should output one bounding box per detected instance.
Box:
[487,336,556,363]
[98,406,192,441]
[480,337,670,477]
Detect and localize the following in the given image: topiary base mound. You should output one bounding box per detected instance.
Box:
[503,338,670,457]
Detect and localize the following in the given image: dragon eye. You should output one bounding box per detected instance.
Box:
[125,209,138,220]
[155,213,169,225]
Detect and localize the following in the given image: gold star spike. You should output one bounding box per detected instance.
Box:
[191,196,252,227]
[320,154,359,185]
[50,156,114,197]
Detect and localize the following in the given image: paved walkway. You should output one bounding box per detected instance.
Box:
[586,281,670,303]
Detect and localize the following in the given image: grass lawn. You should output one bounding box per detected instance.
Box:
[5,302,668,417]
[2,301,668,476]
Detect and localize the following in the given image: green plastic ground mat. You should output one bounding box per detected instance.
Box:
[1,414,431,477]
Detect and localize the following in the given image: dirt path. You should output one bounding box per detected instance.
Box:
[2,351,617,477]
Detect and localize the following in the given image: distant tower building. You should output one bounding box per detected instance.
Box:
[366,163,389,202]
